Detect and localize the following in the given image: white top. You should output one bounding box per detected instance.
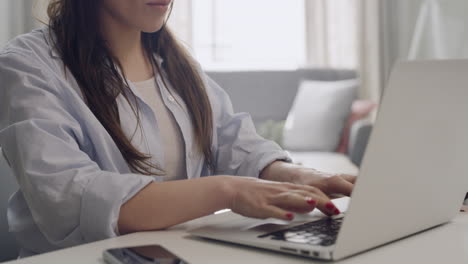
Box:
[132,77,187,181]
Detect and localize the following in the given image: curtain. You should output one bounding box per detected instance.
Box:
[377,0,468,89]
[409,0,468,60]
[304,0,359,69]
[0,1,8,46]
[357,0,468,115]
[0,0,48,47]
[356,0,383,102]
[0,0,37,46]
[379,0,423,87]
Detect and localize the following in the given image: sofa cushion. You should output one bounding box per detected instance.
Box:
[283,79,357,152]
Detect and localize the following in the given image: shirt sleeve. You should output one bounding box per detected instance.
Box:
[203,75,292,177]
[0,51,154,247]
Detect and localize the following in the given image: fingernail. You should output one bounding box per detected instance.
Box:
[325,202,335,210]
[334,208,341,215]
[307,199,316,206]
[286,213,294,220]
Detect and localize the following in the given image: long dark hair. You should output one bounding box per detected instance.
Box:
[47,0,214,175]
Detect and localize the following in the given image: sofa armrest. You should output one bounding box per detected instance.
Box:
[348,119,373,167]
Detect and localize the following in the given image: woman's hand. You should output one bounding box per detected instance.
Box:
[291,168,357,198]
[224,176,342,221]
[260,161,357,198]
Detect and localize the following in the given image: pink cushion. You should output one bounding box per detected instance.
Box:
[336,100,378,153]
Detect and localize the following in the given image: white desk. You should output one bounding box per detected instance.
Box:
[4,208,468,264]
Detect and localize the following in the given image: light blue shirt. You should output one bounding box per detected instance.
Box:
[0,28,290,256]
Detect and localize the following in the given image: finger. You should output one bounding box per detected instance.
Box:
[283,182,321,194]
[328,193,346,199]
[262,205,295,221]
[340,174,357,184]
[270,192,317,214]
[272,183,341,215]
[275,188,338,216]
[327,177,354,197]
[310,188,341,216]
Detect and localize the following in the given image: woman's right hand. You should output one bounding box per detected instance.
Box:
[223,176,341,221]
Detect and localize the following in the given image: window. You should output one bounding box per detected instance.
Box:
[169,0,359,71]
[191,0,306,71]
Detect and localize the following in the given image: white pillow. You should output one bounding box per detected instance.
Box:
[283,79,357,152]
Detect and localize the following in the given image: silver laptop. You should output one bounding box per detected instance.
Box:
[189,60,468,261]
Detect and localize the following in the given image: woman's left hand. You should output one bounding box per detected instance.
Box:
[290,167,357,197]
[260,161,357,198]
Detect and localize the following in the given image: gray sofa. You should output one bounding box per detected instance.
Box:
[207,69,373,175]
[207,69,357,125]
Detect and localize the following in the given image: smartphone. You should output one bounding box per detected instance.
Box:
[103,244,190,264]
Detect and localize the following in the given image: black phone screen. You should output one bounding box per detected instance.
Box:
[105,245,189,264]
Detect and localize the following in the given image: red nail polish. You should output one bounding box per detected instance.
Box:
[325,202,335,210]
[334,208,341,215]
[307,199,316,206]
[286,213,294,220]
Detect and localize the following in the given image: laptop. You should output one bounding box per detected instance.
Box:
[189,60,468,261]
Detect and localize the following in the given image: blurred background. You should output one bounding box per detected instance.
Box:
[2,0,468,101]
[1,0,468,261]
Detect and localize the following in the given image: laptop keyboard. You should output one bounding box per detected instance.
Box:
[258,217,344,247]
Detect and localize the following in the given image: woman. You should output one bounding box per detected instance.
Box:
[0,0,356,257]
